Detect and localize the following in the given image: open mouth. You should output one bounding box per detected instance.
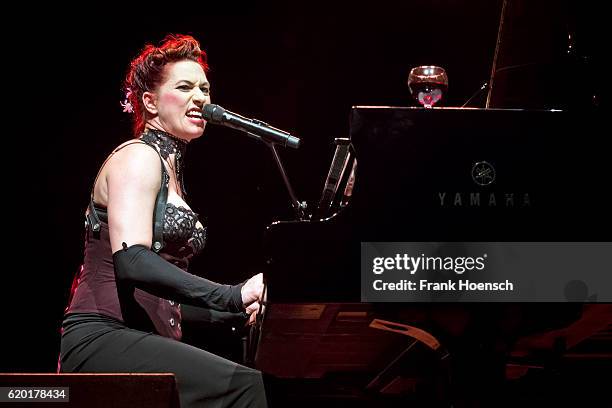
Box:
[186,108,203,120]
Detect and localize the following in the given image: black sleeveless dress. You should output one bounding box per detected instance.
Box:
[59,130,267,408]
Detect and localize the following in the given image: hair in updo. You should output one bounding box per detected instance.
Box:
[123,34,209,136]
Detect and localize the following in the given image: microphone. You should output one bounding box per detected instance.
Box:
[203,104,300,149]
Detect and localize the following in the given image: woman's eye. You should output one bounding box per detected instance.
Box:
[178,85,191,90]
[201,88,210,95]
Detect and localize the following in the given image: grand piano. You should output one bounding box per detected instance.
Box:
[246,107,611,406]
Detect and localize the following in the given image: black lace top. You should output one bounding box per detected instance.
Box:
[162,203,207,260]
[140,128,207,262]
[91,202,207,264]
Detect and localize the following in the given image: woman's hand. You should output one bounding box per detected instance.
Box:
[245,301,260,326]
[241,273,264,308]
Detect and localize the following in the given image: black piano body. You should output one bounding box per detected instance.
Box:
[250,107,610,405]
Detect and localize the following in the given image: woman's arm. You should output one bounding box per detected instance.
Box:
[105,144,260,312]
[107,143,159,253]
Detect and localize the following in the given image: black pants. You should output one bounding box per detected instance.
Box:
[59,313,267,408]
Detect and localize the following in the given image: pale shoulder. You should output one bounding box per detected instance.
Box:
[106,141,162,189]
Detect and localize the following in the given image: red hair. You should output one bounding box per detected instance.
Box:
[124,34,209,136]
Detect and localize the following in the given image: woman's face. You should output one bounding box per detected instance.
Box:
[147,59,211,140]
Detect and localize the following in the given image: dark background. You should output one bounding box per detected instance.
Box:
[3,1,604,381]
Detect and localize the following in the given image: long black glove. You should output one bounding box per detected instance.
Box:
[113,243,244,313]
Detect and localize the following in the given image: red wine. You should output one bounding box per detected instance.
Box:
[409,81,448,107]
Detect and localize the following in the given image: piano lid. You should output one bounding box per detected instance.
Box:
[347,106,609,241]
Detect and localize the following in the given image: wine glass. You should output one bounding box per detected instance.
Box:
[407,66,448,108]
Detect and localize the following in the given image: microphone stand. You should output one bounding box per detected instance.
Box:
[263,138,307,221]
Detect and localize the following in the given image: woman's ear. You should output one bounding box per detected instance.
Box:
[142,91,158,115]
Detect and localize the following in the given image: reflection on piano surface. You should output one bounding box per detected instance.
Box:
[247,107,611,406]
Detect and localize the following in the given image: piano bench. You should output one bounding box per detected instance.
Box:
[0,373,179,407]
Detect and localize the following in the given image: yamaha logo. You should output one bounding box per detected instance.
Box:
[438,160,531,208]
[472,161,495,186]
